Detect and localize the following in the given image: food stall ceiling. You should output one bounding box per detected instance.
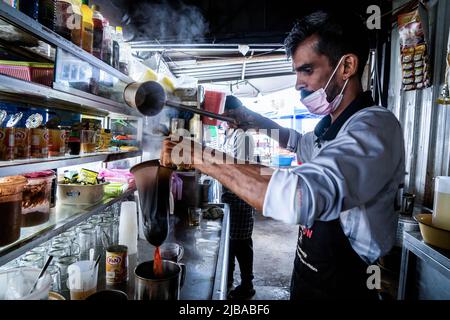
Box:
[91,0,388,44]
[97,0,391,83]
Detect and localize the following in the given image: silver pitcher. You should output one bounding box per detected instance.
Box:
[134,260,185,300]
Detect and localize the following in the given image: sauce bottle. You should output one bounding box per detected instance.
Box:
[91,4,103,59]
[38,0,55,30]
[101,19,112,65]
[19,0,39,20]
[80,0,93,54]
[70,0,83,47]
[116,26,130,75]
[111,27,120,70]
[54,0,80,44]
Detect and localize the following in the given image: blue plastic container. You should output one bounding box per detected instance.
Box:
[271,155,294,167]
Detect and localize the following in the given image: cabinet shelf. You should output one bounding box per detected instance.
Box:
[0,150,142,177]
[0,2,133,85]
[0,187,136,266]
[0,74,140,117]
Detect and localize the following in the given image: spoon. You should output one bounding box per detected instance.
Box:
[28,255,53,295]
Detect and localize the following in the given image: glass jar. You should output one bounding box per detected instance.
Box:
[0,176,27,246]
[21,171,56,227]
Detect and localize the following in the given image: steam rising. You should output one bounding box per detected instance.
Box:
[127,0,209,42]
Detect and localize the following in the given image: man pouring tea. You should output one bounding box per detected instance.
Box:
[161,10,405,300]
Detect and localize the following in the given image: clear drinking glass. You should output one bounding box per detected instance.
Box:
[55,255,78,292]
[18,253,44,268]
[46,264,61,292]
[80,130,97,154]
[96,221,113,249]
[48,247,70,261]
[76,226,97,260]
[188,207,202,227]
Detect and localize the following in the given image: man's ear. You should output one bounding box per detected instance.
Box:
[342,54,359,80]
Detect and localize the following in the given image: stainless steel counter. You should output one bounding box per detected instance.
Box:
[70,203,230,300]
[398,230,450,300]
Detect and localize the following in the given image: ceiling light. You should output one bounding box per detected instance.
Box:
[238,45,250,56]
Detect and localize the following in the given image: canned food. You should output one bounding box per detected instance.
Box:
[31,128,49,158]
[0,128,15,161]
[48,129,66,157]
[106,245,128,284]
[14,128,31,159]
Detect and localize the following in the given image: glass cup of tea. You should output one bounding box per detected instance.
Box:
[80,130,97,154]
[187,207,202,227]
[159,242,184,263]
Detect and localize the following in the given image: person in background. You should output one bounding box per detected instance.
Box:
[221,95,256,300]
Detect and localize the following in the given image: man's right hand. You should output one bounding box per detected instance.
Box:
[223,106,263,130]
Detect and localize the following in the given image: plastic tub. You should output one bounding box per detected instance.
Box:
[0,176,27,246]
[0,267,51,300]
[21,171,56,227]
[0,60,54,87]
[57,182,108,205]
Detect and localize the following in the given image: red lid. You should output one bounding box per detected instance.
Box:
[68,136,81,142]
[23,170,55,179]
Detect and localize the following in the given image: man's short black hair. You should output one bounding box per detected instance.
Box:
[224,95,243,110]
[284,10,370,78]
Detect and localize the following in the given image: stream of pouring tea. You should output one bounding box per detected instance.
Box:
[153,247,164,277]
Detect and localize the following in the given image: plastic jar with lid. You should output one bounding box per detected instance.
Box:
[0,176,27,246]
[21,171,56,227]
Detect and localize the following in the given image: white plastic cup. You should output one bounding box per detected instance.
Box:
[119,201,138,255]
[67,260,99,300]
[433,176,450,231]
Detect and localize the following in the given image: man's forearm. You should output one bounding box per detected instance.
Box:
[195,160,273,211]
[254,117,290,148]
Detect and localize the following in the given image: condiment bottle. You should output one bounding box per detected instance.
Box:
[101,19,113,65]
[80,0,93,54]
[91,4,104,59]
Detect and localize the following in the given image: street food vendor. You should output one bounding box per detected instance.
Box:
[161,10,405,300]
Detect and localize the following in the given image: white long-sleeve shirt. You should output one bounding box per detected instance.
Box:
[263,105,405,264]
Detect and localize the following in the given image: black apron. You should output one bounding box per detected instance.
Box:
[290,92,380,300]
[290,219,379,300]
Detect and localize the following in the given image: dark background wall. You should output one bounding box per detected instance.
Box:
[91,0,392,44]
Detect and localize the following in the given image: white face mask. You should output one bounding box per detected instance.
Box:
[300,56,349,115]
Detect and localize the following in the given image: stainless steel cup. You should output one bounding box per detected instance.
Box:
[134,260,185,300]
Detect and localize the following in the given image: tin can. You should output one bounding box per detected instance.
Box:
[31,128,49,158]
[0,128,15,161]
[14,128,31,159]
[48,129,66,157]
[106,245,128,284]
